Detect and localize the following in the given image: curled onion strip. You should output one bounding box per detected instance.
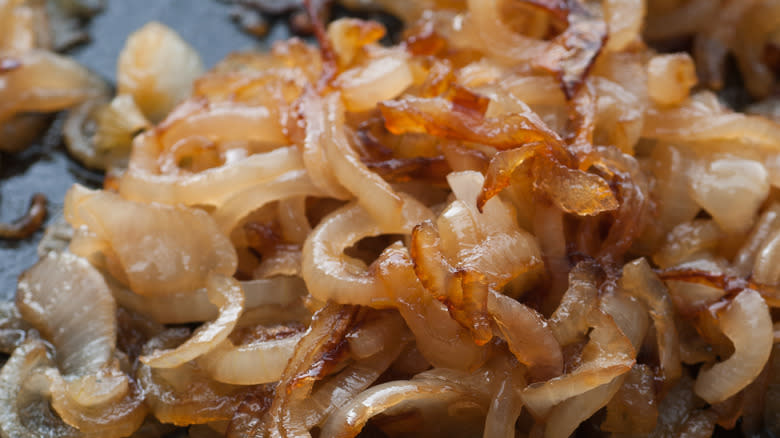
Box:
[549,262,600,346]
[319,378,487,438]
[65,184,237,296]
[543,375,625,438]
[694,289,773,404]
[302,196,432,305]
[111,276,306,324]
[197,332,303,385]
[16,251,116,376]
[487,291,563,381]
[295,90,351,200]
[643,92,780,151]
[520,309,635,418]
[119,146,305,206]
[322,92,404,229]
[621,258,682,385]
[137,329,248,426]
[46,366,147,437]
[0,339,79,438]
[290,315,409,429]
[0,49,108,122]
[212,169,324,235]
[259,303,358,437]
[140,274,245,368]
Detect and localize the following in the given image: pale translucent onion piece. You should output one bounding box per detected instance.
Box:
[335,48,413,112]
[322,93,404,230]
[16,251,116,376]
[212,169,324,235]
[112,276,306,324]
[694,289,773,403]
[0,339,80,438]
[543,375,625,438]
[319,379,486,438]
[604,0,645,51]
[621,258,682,384]
[64,184,237,295]
[647,54,698,106]
[93,93,150,155]
[752,229,780,285]
[197,332,302,385]
[302,195,433,305]
[520,310,635,418]
[117,21,204,122]
[0,49,108,123]
[140,274,245,368]
[689,156,770,233]
[120,145,304,206]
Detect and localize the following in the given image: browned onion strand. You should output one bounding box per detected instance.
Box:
[1,0,779,436]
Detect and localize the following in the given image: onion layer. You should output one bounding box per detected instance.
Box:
[694,289,773,404]
[65,184,237,296]
[140,274,245,368]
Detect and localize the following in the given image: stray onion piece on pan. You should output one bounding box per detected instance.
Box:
[1,0,780,437]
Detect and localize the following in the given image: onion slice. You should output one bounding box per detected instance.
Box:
[520,309,635,418]
[119,146,305,207]
[0,339,80,438]
[694,289,773,404]
[197,332,303,385]
[319,378,487,438]
[302,195,432,305]
[258,303,359,437]
[46,366,147,437]
[140,273,245,368]
[65,184,237,296]
[487,291,563,381]
[137,329,249,426]
[550,262,600,346]
[111,276,305,324]
[621,258,682,385]
[322,92,404,230]
[543,375,625,438]
[16,251,116,376]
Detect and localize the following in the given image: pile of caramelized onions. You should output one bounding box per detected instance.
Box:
[3,0,780,437]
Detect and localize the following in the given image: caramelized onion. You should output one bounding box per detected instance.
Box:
[647,54,698,106]
[550,262,600,346]
[0,193,47,240]
[487,291,562,381]
[335,48,413,112]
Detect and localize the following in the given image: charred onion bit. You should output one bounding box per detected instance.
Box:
[0,193,47,240]
[532,0,608,100]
